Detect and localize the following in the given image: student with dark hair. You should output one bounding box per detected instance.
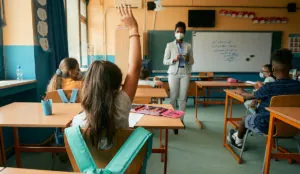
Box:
[244,64,275,114]
[138,68,163,87]
[227,49,300,149]
[256,64,275,88]
[163,21,194,135]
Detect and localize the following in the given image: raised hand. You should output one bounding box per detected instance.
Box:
[118,4,138,34]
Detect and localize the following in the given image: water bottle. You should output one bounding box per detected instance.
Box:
[16,65,23,80]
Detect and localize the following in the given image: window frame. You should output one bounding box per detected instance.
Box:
[65,0,88,67]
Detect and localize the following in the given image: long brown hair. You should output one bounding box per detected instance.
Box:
[81,60,122,148]
[47,58,82,92]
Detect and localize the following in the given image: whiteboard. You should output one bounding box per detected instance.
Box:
[192,32,272,72]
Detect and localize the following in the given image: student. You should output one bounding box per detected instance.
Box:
[227,49,300,149]
[72,5,141,150]
[256,64,275,88]
[138,68,164,87]
[244,64,275,114]
[47,58,83,92]
[163,21,194,135]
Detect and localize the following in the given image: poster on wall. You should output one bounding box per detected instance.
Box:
[288,34,300,58]
[34,0,50,52]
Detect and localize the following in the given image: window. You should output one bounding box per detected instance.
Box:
[66,0,88,67]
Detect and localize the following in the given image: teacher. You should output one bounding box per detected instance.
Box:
[163,21,194,134]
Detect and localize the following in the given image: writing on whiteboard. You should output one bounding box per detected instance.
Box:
[212,40,239,63]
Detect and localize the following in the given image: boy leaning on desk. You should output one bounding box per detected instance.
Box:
[244,64,275,114]
[227,49,300,149]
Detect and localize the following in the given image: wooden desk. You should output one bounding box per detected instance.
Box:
[222,90,245,163]
[135,88,168,104]
[196,81,253,105]
[147,76,228,104]
[0,167,81,173]
[135,88,168,98]
[149,75,228,81]
[195,82,253,129]
[0,102,82,168]
[135,104,184,174]
[264,107,300,174]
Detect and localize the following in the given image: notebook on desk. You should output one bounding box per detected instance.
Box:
[131,104,184,119]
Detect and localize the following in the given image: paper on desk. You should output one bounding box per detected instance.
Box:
[129,113,144,128]
[245,81,256,85]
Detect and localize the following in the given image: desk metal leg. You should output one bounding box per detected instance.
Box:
[164,129,168,174]
[229,98,233,119]
[13,128,21,168]
[207,87,210,106]
[153,129,168,174]
[264,115,275,174]
[223,95,242,163]
[223,94,229,147]
[160,129,163,162]
[195,85,203,129]
[204,87,208,107]
[0,128,6,165]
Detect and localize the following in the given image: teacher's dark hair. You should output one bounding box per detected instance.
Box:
[175,21,186,33]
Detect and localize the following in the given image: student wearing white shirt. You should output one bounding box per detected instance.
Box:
[244,64,275,114]
[163,22,194,134]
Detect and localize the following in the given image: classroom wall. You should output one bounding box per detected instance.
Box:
[88,0,300,70]
[1,0,53,158]
[3,0,36,80]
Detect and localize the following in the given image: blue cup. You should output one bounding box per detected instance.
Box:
[41,99,52,116]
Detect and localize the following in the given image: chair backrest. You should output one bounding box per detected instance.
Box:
[199,72,214,77]
[64,127,151,174]
[45,89,80,103]
[269,95,300,137]
[133,85,153,104]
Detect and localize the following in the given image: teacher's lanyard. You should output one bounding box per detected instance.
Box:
[176,42,185,67]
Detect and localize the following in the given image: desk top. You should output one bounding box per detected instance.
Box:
[0,102,82,128]
[0,167,81,174]
[135,88,168,98]
[150,75,228,80]
[135,104,184,129]
[224,89,245,102]
[196,81,254,88]
[0,80,36,90]
[266,107,300,127]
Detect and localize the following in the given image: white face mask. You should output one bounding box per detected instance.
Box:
[175,33,184,40]
[259,72,265,78]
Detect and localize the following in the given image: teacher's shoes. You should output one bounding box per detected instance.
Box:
[227,129,243,149]
[173,129,178,135]
[173,120,185,135]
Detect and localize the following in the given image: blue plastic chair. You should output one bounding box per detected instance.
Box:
[45,89,79,146]
[64,126,153,174]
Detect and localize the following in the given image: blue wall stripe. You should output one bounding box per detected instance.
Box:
[3,45,36,80]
